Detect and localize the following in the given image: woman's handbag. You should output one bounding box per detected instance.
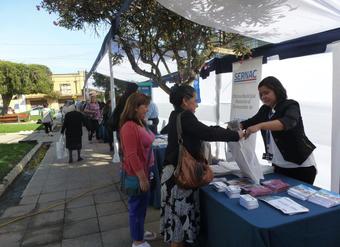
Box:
[173,112,214,189]
[121,141,153,196]
[122,172,142,196]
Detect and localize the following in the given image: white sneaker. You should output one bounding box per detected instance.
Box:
[144,231,157,240]
[132,241,151,247]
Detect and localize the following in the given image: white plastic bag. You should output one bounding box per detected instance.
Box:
[227,136,264,184]
[56,135,67,160]
[54,112,63,126]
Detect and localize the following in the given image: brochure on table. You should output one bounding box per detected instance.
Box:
[259,196,309,215]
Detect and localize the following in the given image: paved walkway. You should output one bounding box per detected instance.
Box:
[0,129,56,144]
[0,129,167,247]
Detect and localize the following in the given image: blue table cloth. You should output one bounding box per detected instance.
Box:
[149,145,166,209]
[200,173,340,247]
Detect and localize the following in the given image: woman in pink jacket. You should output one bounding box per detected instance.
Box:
[120,93,155,247]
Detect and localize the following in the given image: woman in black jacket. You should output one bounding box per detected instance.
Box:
[241,76,317,184]
[61,105,85,163]
[160,85,243,247]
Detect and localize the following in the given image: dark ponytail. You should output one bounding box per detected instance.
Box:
[169,84,195,109]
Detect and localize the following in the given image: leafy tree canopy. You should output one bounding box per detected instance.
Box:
[39,0,256,93]
[0,60,53,114]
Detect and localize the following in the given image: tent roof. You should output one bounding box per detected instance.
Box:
[86,0,340,87]
[157,0,340,44]
[200,27,340,78]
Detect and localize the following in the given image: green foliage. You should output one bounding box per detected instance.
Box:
[0,123,43,133]
[0,142,36,180]
[0,61,53,114]
[39,0,253,93]
[27,64,53,94]
[46,90,61,100]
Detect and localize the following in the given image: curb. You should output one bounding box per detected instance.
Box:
[0,142,42,197]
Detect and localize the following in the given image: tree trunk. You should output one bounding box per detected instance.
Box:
[1,94,13,115]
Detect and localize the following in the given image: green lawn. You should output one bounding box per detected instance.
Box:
[0,123,43,133]
[0,142,36,180]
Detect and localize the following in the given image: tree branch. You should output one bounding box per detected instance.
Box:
[121,38,171,94]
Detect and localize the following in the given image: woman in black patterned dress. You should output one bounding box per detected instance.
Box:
[160,85,243,247]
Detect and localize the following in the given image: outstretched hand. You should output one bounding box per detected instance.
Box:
[244,124,261,139]
[238,130,245,139]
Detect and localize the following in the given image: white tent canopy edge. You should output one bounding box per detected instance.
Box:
[157,0,340,43]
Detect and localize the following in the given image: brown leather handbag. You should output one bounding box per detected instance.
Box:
[173,112,214,189]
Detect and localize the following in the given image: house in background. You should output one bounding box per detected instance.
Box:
[7,71,86,112]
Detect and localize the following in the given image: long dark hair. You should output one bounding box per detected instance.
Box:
[169,84,196,110]
[258,76,287,103]
[120,93,150,128]
[117,82,138,109]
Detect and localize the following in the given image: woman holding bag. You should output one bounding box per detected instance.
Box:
[160,85,243,247]
[240,76,317,184]
[120,93,155,247]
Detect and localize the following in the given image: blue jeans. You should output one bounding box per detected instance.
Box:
[128,191,150,241]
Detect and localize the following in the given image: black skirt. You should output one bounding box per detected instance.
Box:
[66,136,82,150]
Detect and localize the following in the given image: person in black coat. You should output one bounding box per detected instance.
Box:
[160,84,243,247]
[241,76,317,184]
[61,105,85,163]
[109,82,139,133]
[107,82,139,156]
[102,100,113,151]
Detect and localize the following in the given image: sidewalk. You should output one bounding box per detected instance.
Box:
[0,129,167,247]
[0,129,56,144]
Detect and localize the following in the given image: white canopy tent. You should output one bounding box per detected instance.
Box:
[155,0,340,192]
[85,0,340,192]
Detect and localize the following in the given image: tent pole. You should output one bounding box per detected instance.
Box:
[331,42,340,193]
[108,38,120,163]
[83,77,86,100]
[215,73,222,158]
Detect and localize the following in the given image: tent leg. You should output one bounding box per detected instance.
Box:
[331,42,340,193]
[108,38,120,163]
[215,73,222,158]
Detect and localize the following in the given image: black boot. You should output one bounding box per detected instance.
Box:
[68,150,73,163]
[77,149,83,161]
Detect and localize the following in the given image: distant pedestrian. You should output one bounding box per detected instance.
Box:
[41,103,53,136]
[108,82,138,155]
[84,95,101,141]
[61,104,85,163]
[102,100,114,151]
[109,82,139,133]
[146,99,159,135]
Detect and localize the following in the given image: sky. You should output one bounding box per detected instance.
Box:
[0,0,109,74]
